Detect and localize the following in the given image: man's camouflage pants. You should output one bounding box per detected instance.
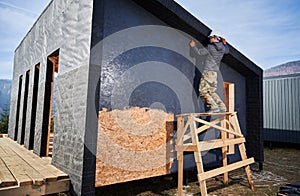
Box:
[199,70,226,111]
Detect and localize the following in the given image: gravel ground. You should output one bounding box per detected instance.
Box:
[96,145,300,196]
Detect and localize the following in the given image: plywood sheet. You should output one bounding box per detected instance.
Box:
[96,107,174,186]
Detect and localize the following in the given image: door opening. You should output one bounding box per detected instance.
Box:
[29,64,40,150]
[41,50,59,157]
[20,70,30,144]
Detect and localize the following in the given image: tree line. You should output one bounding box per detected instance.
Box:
[0,105,9,134]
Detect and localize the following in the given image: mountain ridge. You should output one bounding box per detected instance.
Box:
[264,60,300,77]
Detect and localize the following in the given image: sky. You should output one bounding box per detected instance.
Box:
[0,0,300,79]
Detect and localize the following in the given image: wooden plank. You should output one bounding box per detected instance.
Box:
[238,142,255,190]
[0,140,15,155]
[230,114,254,190]
[176,112,235,118]
[177,116,184,196]
[0,178,70,196]
[18,157,58,181]
[0,140,34,186]
[223,82,235,113]
[1,155,33,186]
[221,117,228,184]
[0,138,70,194]
[183,117,223,142]
[0,146,8,157]
[223,81,235,154]
[44,165,69,179]
[176,144,197,152]
[176,138,245,152]
[176,116,191,145]
[193,117,243,137]
[2,138,66,180]
[177,152,183,196]
[198,158,254,181]
[0,158,17,187]
[176,116,183,145]
[226,83,235,154]
[190,120,207,196]
[1,151,45,185]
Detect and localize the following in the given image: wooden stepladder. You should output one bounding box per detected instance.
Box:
[176,112,254,196]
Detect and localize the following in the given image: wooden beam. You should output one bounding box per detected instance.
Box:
[224,82,235,113]
[198,158,254,181]
[177,117,191,145]
[1,155,33,186]
[1,139,60,181]
[176,112,235,118]
[177,152,183,196]
[221,117,228,184]
[183,117,224,142]
[0,138,70,195]
[193,117,243,137]
[0,158,17,187]
[223,81,235,155]
[190,120,207,196]
[0,179,70,196]
[176,138,245,152]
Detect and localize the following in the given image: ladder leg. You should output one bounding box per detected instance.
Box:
[221,117,228,184]
[198,178,207,196]
[177,116,184,196]
[190,119,207,196]
[222,146,228,184]
[195,152,207,196]
[238,143,254,190]
[233,113,254,190]
[178,152,183,196]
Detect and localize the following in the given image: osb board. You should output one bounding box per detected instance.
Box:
[96,107,174,186]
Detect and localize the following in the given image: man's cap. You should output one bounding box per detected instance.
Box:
[208,30,222,38]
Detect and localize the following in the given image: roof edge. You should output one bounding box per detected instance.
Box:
[15,0,55,52]
[133,0,262,77]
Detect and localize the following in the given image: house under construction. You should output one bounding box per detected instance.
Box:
[8,0,263,195]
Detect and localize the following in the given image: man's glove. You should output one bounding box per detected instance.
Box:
[221,38,226,45]
[190,40,196,47]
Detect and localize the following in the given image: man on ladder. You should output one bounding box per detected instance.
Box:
[190,31,229,113]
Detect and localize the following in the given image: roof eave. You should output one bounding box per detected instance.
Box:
[133,0,262,77]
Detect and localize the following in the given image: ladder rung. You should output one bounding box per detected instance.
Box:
[176,137,245,152]
[198,158,254,181]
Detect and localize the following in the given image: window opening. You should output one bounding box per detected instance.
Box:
[20,70,30,144]
[14,75,23,141]
[28,64,40,149]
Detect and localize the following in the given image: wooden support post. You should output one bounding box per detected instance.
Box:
[221,116,228,184]
[233,113,255,190]
[224,82,235,154]
[238,143,255,190]
[190,119,207,196]
[177,152,183,196]
[224,82,235,113]
[177,116,183,196]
